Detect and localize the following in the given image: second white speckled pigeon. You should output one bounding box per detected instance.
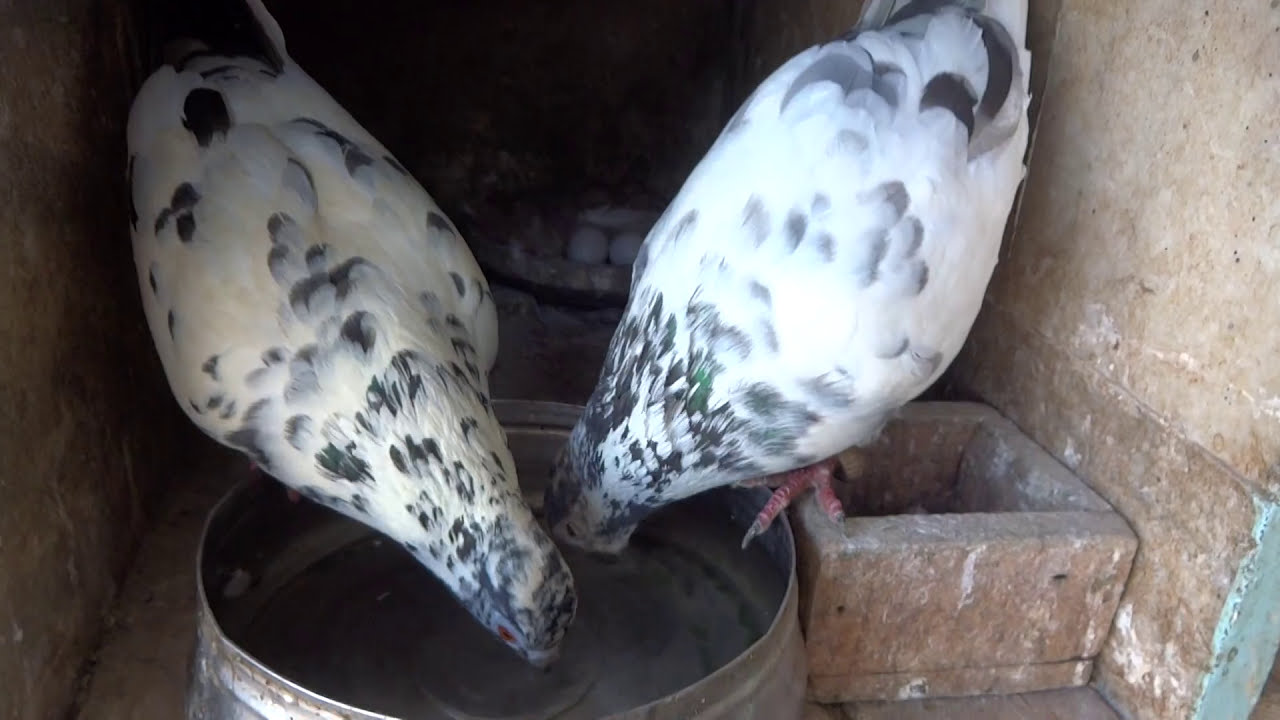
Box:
[128,0,576,666]
[544,0,1032,553]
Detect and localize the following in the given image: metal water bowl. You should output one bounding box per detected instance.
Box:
[185,400,806,719]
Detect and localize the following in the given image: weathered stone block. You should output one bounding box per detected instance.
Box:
[794,402,1137,703]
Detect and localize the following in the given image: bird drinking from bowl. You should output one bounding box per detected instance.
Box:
[544,0,1033,554]
[127,0,577,667]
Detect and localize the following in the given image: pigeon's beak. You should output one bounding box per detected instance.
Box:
[524,646,562,670]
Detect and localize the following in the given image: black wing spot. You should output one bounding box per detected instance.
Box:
[459,416,478,442]
[340,311,378,354]
[154,183,201,240]
[147,266,158,294]
[267,245,291,284]
[268,212,297,245]
[920,73,977,138]
[904,216,924,257]
[427,211,455,236]
[182,88,231,147]
[780,48,874,112]
[972,15,1016,121]
[201,355,220,380]
[350,494,369,514]
[784,210,807,252]
[167,310,176,340]
[672,209,699,244]
[760,320,780,353]
[176,214,196,243]
[227,420,269,467]
[390,446,409,474]
[284,344,321,401]
[344,146,374,176]
[172,183,200,210]
[854,231,890,288]
[284,414,312,451]
[315,442,374,484]
[292,117,374,179]
[867,181,910,219]
[871,61,907,108]
[288,257,374,315]
[913,262,930,295]
[815,232,836,263]
[304,244,329,271]
[449,272,467,297]
[262,347,287,365]
[749,280,772,307]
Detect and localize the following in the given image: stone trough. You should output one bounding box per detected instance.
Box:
[793,402,1138,703]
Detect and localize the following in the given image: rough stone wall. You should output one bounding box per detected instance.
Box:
[952,2,1280,717]
[747,1,1280,718]
[0,3,196,718]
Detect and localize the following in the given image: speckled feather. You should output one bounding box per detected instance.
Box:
[546,0,1032,549]
[128,0,574,664]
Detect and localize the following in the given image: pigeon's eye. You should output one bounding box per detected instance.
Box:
[497,625,517,644]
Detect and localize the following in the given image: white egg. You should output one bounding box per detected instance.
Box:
[608,231,645,266]
[566,224,609,264]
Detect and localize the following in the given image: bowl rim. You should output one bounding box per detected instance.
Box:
[190,399,801,719]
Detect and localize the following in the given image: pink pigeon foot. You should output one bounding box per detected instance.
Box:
[740,457,845,548]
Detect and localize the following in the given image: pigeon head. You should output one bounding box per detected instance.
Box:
[543,425,658,557]
[424,496,578,668]
[271,349,577,667]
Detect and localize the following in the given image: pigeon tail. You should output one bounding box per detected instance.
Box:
[156,0,288,74]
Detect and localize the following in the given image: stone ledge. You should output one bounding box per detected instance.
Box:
[794,403,1136,703]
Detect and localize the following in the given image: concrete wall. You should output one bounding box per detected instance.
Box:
[259,0,735,228]
[0,3,195,718]
[952,2,1280,718]
[1,1,1274,718]
[744,1,1280,718]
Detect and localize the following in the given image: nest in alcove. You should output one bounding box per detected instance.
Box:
[222,0,744,311]
[460,185,666,309]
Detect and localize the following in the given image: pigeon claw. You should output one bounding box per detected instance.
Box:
[739,458,846,549]
[740,519,767,550]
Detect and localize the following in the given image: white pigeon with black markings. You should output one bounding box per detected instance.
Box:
[128,0,575,666]
[545,0,1032,553]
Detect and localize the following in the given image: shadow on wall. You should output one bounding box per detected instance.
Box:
[0,2,202,719]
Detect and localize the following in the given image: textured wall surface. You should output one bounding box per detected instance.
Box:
[952,1,1280,718]
[745,1,1280,717]
[250,0,736,224]
[4,1,1276,719]
[0,3,196,719]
